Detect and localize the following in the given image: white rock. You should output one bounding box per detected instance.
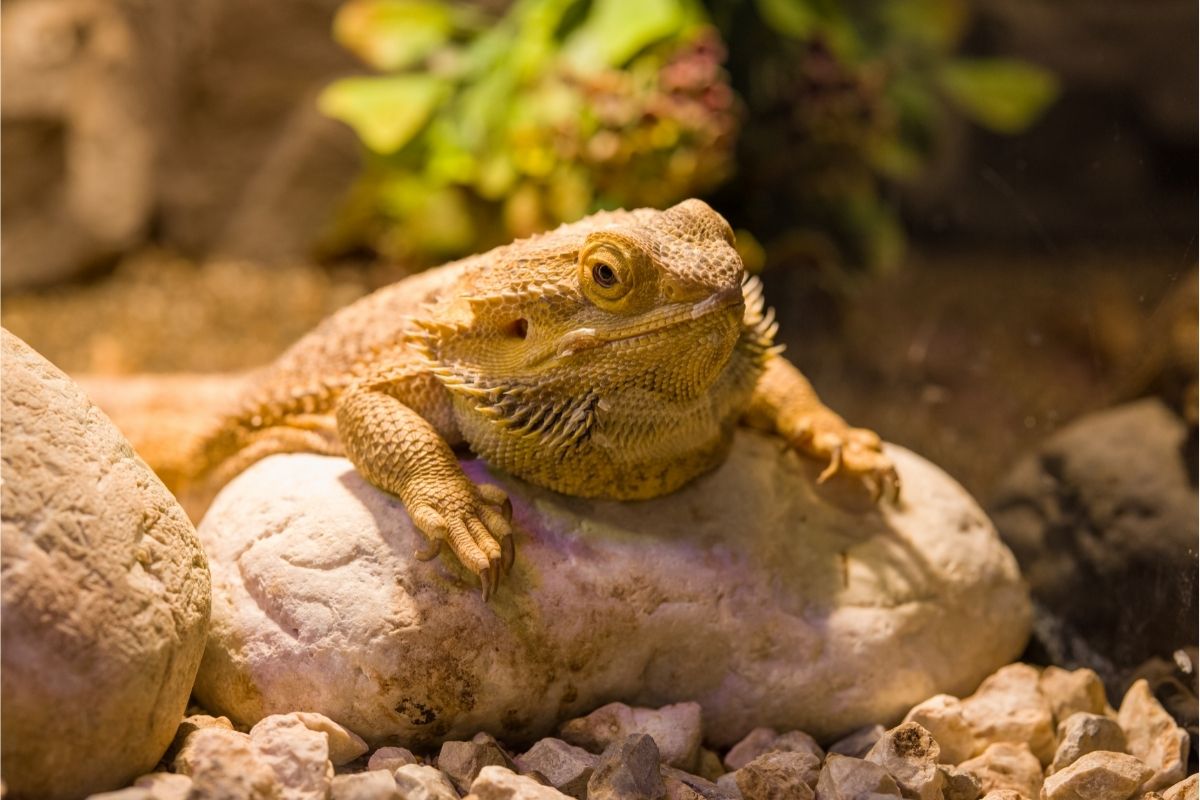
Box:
[292,711,369,766]
[735,751,819,798]
[173,727,282,800]
[470,765,573,799]
[960,664,1056,765]
[814,754,901,799]
[331,770,401,800]
[193,433,1030,747]
[393,764,460,800]
[1118,679,1190,792]
[903,695,978,765]
[560,702,702,770]
[1041,750,1153,800]
[958,742,1043,799]
[132,772,193,800]
[249,714,335,800]
[0,330,211,800]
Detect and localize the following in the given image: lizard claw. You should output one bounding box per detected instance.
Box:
[787,415,901,504]
[406,481,515,601]
[413,537,442,561]
[817,445,842,484]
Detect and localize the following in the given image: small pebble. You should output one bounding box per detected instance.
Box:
[518,738,597,799]
[469,765,573,799]
[814,754,901,799]
[1049,713,1128,775]
[367,746,418,772]
[903,694,978,765]
[587,734,667,800]
[1041,750,1154,800]
[735,751,817,799]
[1039,666,1110,726]
[960,664,1057,766]
[1118,679,1190,792]
[330,770,400,800]
[1163,774,1199,800]
[561,702,703,771]
[958,742,1043,799]
[438,738,516,794]
[393,764,459,800]
[864,722,945,800]
[827,725,885,759]
[939,764,982,800]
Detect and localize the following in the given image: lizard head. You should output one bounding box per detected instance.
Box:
[418,198,758,403]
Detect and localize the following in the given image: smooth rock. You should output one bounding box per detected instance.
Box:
[518,738,597,799]
[469,765,572,799]
[331,771,401,800]
[1118,680,1190,792]
[367,746,418,772]
[1038,667,1110,726]
[865,722,945,800]
[990,400,1198,688]
[903,695,978,765]
[588,735,666,800]
[193,434,1030,746]
[249,714,334,800]
[172,727,281,800]
[735,751,818,799]
[292,711,369,766]
[560,702,703,771]
[1163,774,1199,800]
[716,773,743,799]
[959,743,1043,799]
[828,726,885,759]
[1048,713,1127,775]
[940,765,983,800]
[961,664,1056,765]
[393,764,460,800]
[1041,751,1154,800]
[1,329,211,800]
[813,754,901,799]
[439,739,516,795]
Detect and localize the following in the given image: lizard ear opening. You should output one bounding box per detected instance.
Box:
[504,318,529,339]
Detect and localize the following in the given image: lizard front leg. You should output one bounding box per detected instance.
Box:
[337,373,514,600]
[743,356,900,501]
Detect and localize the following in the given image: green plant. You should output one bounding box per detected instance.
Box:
[712,0,1058,276]
[318,0,738,265]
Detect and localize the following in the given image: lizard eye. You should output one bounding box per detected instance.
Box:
[592,262,617,288]
[579,239,635,305]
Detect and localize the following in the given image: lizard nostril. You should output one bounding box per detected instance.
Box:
[506,318,529,339]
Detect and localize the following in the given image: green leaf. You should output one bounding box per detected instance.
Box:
[753,0,820,39]
[938,58,1059,134]
[880,0,968,50]
[318,75,446,153]
[563,0,686,71]
[333,0,453,71]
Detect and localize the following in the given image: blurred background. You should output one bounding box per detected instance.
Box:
[2,0,1197,749]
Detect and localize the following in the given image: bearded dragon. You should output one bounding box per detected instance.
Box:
[189,199,898,599]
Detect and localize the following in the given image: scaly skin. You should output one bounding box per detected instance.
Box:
[189,199,898,599]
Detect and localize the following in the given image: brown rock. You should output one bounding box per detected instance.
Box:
[813,754,901,799]
[961,664,1056,765]
[695,748,726,782]
[864,722,945,800]
[1,330,211,800]
[904,695,978,765]
[1118,679,1190,791]
[518,738,597,799]
[439,738,516,795]
[1038,667,1111,726]
[724,729,778,772]
[588,735,667,800]
[978,792,1024,800]
[659,767,728,800]
[1041,750,1154,800]
[735,751,819,799]
[1048,713,1127,775]
[561,702,703,771]
[940,765,982,800]
[958,742,1043,799]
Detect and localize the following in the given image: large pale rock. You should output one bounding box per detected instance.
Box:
[0,329,211,800]
[194,432,1029,746]
[1117,680,1190,792]
[960,664,1057,765]
[1041,751,1153,800]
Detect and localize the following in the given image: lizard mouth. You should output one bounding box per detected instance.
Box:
[555,285,744,359]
